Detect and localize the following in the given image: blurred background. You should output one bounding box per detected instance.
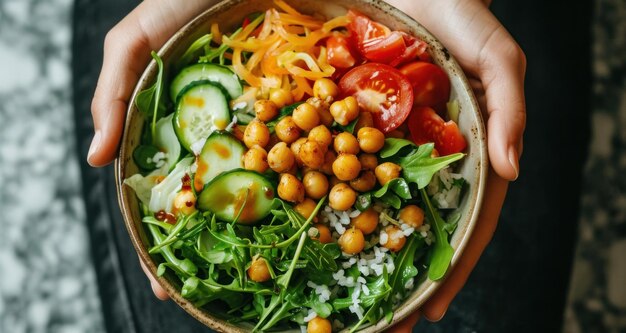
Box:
[0,0,624,332]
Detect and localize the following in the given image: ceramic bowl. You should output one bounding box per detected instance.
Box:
[116,0,488,331]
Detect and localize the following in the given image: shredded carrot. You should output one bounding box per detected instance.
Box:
[224,2,344,99]
[222,33,281,51]
[211,23,222,44]
[322,15,351,32]
[235,14,265,41]
[273,0,303,16]
[233,49,261,87]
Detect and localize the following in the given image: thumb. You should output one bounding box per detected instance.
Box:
[479,29,527,181]
[87,0,214,167]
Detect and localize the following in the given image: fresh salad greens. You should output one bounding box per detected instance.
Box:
[124,2,471,332]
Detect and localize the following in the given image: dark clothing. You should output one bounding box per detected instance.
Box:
[72,0,591,332]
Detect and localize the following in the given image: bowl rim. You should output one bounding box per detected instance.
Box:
[115,0,488,331]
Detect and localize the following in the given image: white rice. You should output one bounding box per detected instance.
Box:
[147,151,167,168]
[307,281,331,303]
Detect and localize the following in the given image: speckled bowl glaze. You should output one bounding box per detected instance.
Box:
[116,0,488,331]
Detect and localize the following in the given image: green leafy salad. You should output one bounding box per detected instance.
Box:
[124,2,469,332]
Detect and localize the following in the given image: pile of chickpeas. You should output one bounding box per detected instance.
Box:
[240,78,425,263]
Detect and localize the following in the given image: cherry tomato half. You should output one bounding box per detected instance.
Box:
[339,63,414,133]
[326,35,358,69]
[400,62,451,108]
[408,106,467,156]
[347,10,428,67]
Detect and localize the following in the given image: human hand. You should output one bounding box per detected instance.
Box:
[88,0,525,324]
[383,0,526,330]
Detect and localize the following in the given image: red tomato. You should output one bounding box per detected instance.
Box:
[326,35,358,68]
[408,106,467,156]
[347,10,428,67]
[339,63,414,133]
[400,62,451,108]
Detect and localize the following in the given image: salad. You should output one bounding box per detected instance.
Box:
[125,1,469,332]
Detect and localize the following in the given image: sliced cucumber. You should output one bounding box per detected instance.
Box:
[198,170,276,224]
[153,114,181,171]
[173,81,231,152]
[170,63,243,102]
[195,131,245,187]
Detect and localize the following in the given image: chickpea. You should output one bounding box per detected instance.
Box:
[349,170,377,192]
[375,162,402,186]
[275,116,301,144]
[243,120,270,149]
[320,150,337,176]
[330,96,359,126]
[247,257,271,282]
[329,183,357,211]
[307,316,332,333]
[387,129,405,139]
[357,127,385,153]
[313,78,340,101]
[268,142,295,173]
[243,146,269,173]
[293,103,320,131]
[359,154,378,170]
[382,225,406,252]
[306,97,333,127]
[278,173,305,203]
[269,88,293,108]
[266,133,281,150]
[299,140,325,169]
[308,125,332,150]
[351,208,379,235]
[339,227,365,254]
[312,224,332,244]
[318,107,335,127]
[332,154,361,181]
[295,198,318,221]
[173,190,196,216]
[303,171,329,200]
[254,100,278,122]
[354,111,374,132]
[290,137,308,165]
[398,205,425,228]
[333,132,360,155]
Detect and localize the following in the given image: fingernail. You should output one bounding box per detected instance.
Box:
[508,147,519,181]
[87,131,101,162]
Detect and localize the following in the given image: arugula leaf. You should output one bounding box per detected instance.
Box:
[379,138,415,159]
[387,236,423,300]
[300,239,341,271]
[398,143,464,189]
[176,34,212,69]
[135,52,166,143]
[304,291,333,318]
[420,189,454,280]
[373,178,412,200]
[147,224,197,277]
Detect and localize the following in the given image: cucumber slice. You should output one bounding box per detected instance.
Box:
[195,131,245,187]
[154,114,181,171]
[170,63,243,101]
[173,81,231,152]
[198,170,276,224]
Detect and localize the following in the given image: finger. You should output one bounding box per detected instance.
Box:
[139,257,170,301]
[385,310,421,333]
[422,170,508,321]
[479,29,527,181]
[88,0,214,167]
